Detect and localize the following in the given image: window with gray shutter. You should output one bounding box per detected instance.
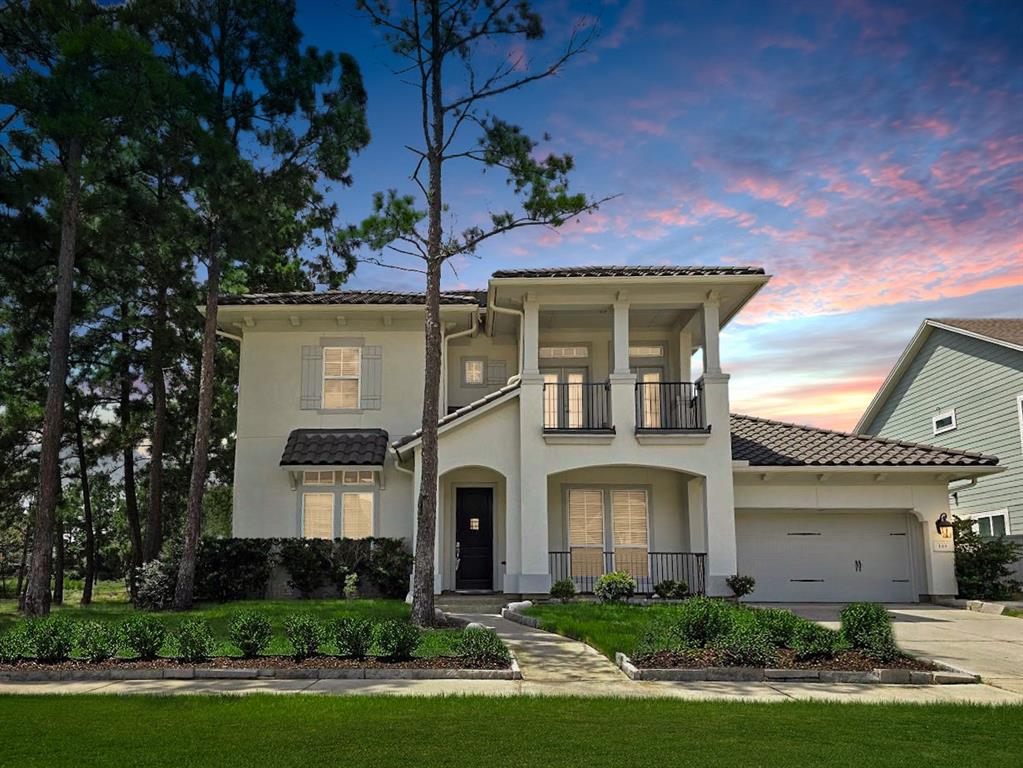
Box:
[360,345,382,409]
[300,346,323,409]
[487,359,507,386]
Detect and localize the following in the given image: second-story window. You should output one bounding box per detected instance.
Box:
[463,358,485,386]
[323,346,360,409]
[932,408,956,436]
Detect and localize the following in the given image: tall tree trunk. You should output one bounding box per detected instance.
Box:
[74,405,96,605]
[52,518,64,605]
[120,304,143,594]
[143,284,168,562]
[16,520,31,607]
[411,1,445,628]
[173,228,220,609]
[24,135,83,617]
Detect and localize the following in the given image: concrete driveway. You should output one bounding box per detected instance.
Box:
[776,603,1023,694]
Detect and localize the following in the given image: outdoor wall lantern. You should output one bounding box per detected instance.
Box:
[935,513,954,540]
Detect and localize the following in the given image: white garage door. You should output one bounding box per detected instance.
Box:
[736,512,916,603]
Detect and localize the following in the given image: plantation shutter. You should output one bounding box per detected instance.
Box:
[487,359,507,386]
[302,493,334,539]
[568,489,605,579]
[300,346,324,409]
[342,492,374,539]
[611,490,649,578]
[359,345,382,410]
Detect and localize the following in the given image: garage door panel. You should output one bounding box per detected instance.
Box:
[736,512,915,603]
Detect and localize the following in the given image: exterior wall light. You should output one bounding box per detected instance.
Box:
[935,513,954,540]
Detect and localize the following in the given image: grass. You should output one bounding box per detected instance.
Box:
[0,597,461,658]
[522,602,680,658]
[0,695,1019,767]
[1004,608,1023,619]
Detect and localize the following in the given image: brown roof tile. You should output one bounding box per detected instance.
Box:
[219,290,482,307]
[932,318,1023,347]
[491,265,765,279]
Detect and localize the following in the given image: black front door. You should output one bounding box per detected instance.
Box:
[455,487,493,590]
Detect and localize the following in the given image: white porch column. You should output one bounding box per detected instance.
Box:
[523,297,540,376]
[701,293,722,376]
[679,328,693,382]
[610,299,636,434]
[700,361,736,596]
[613,299,631,374]
[686,476,706,553]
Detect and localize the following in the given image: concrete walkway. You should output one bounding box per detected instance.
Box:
[2,611,1021,703]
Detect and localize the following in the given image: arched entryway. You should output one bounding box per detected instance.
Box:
[438,465,507,592]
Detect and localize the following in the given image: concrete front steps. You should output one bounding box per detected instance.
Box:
[435,593,519,615]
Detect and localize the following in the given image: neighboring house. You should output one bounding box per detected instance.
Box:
[856,318,1023,537]
[220,266,1001,603]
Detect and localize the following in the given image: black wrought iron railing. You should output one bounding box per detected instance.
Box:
[542,381,613,431]
[634,381,704,431]
[548,551,706,595]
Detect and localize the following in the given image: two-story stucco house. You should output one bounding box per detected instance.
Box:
[220,266,1002,603]
[856,318,1023,536]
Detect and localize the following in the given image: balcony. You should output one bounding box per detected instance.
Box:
[548,550,707,595]
[635,381,706,432]
[542,381,613,433]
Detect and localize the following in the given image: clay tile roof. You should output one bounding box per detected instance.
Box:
[730,414,999,467]
[280,429,389,466]
[932,318,1023,347]
[218,290,482,307]
[490,265,765,278]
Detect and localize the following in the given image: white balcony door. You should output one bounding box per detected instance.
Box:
[542,367,586,428]
[636,367,663,428]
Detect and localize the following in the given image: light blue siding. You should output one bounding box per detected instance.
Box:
[865,329,1023,532]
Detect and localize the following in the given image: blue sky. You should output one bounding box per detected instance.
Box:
[296,0,1022,429]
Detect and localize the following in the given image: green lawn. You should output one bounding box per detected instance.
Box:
[0,598,460,658]
[1004,608,1023,619]
[0,695,1019,767]
[522,602,679,658]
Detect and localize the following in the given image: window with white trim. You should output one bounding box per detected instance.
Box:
[968,510,1011,538]
[568,489,604,578]
[302,492,334,539]
[932,408,956,435]
[539,345,588,359]
[302,470,335,486]
[463,358,485,386]
[611,490,649,578]
[341,492,374,539]
[629,344,664,358]
[322,346,361,409]
[342,470,374,485]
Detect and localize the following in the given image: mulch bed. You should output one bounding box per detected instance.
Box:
[0,654,510,672]
[633,649,939,671]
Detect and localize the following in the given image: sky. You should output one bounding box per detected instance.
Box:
[297,0,1023,431]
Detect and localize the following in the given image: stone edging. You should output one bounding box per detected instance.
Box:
[501,601,539,628]
[934,597,1012,616]
[614,653,979,685]
[0,656,522,683]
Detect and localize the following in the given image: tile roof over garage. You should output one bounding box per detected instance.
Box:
[491,265,765,278]
[731,414,999,467]
[280,429,389,466]
[933,318,1023,347]
[219,290,483,306]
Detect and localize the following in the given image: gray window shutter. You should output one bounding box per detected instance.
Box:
[360,345,383,409]
[300,346,323,409]
[487,359,507,386]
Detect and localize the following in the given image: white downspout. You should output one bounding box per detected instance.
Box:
[441,312,479,414]
[489,303,524,380]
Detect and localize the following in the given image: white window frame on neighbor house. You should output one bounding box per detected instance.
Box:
[302,492,335,539]
[966,509,1011,538]
[322,346,361,409]
[462,357,487,387]
[932,407,957,436]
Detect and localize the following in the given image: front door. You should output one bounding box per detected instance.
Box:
[455,487,494,590]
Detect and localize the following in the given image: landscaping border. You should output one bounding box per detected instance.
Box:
[0,655,522,682]
[934,597,1016,616]
[614,653,979,685]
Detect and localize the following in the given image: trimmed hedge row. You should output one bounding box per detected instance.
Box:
[136,537,413,606]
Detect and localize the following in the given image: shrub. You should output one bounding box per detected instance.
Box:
[791,623,845,661]
[279,539,333,597]
[725,574,756,598]
[26,617,76,663]
[752,608,804,647]
[174,618,216,662]
[132,559,176,610]
[659,597,735,649]
[713,622,777,667]
[0,629,29,664]
[197,538,275,602]
[953,517,1023,600]
[373,619,421,660]
[653,579,688,600]
[457,627,511,665]
[362,538,414,598]
[329,616,373,658]
[76,621,118,663]
[228,612,273,658]
[840,603,892,648]
[283,614,323,660]
[549,578,576,602]
[342,572,359,600]
[593,571,636,603]
[861,626,903,663]
[118,614,167,660]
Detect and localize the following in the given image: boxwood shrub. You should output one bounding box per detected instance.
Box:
[712,622,777,667]
[373,620,421,660]
[593,571,637,603]
[26,617,75,663]
[283,614,323,660]
[0,629,28,664]
[174,618,216,662]
[76,621,118,663]
[752,608,804,647]
[457,627,511,665]
[549,578,577,602]
[119,614,167,660]
[329,616,374,658]
[791,622,845,661]
[653,579,688,599]
[661,596,734,649]
[228,612,273,658]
